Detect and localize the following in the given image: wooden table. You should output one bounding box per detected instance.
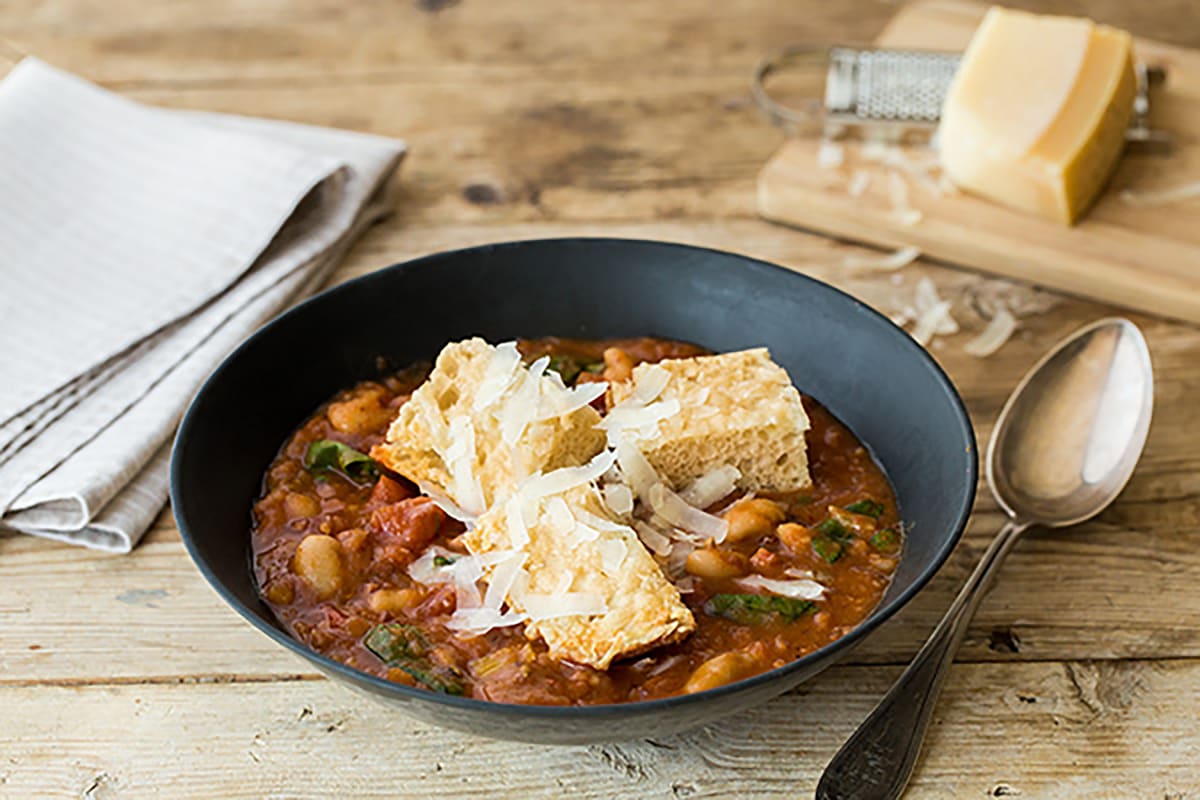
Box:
[2,1,1198,797]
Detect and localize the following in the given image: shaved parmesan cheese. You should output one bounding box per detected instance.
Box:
[504,496,531,549]
[444,416,485,515]
[614,440,659,500]
[817,140,845,169]
[520,449,618,502]
[446,607,527,633]
[536,380,608,422]
[914,277,959,336]
[407,545,461,585]
[678,465,741,509]
[496,355,549,446]
[544,496,575,536]
[632,364,672,404]
[574,506,631,533]
[633,519,673,557]
[647,482,729,543]
[965,307,1018,357]
[1119,181,1200,208]
[784,567,815,580]
[473,341,522,411]
[417,480,477,524]
[598,537,629,575]
[597,397,680,443]
[602,482,634,516]
[911,300,953,346]
[483,552,527,610]
[848,170,872,197]
[736,574,826,600]
[842,246,920,272]
[522,591,608,621]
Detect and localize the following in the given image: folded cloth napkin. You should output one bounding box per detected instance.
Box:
[0,58,406,552]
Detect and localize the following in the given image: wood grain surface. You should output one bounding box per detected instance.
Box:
[1,1,1198,798]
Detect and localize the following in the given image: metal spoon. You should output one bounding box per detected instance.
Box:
[817,317,1154,800]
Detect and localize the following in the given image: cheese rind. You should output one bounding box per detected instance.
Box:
[938,7,1136,224]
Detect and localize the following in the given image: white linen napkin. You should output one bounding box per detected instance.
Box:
[0,58,407,552]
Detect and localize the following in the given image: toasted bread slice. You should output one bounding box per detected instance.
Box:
[464,482,695,669]
[608,348,811,492]
[371,338,607,515]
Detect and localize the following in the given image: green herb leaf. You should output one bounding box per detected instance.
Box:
[364,623,465,695]
[703,593,817,625]
[546,354,583,384]
[582,360,605,375]
[812,535,844,563]
[304,439,380,484]
[432,555,456,567]
[816,517,852,542]
[870,527,901,554]
[845,499,886,519]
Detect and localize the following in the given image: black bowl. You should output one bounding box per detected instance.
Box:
[171,237,976,744]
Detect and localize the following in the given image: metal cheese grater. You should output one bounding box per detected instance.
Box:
[752,44,1170,149]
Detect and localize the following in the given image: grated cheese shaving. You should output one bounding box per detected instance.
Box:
[646,482,729,543]
[483,552,527,610]
[914,277,959,336]
[602,482,634,516]
[407,545,462,585]
[842,246,921,272]
[446,607,527,633]
[964,307,1018,357]
[1119,180,1200,208]
[678,465,741,509]
[632,364,672,404]
[521,591,608,622]
[848,169,872,197]
[736,574,826,600]
[473,341,522,411]
[817,140,845,169]
[633,519,673,557]
[598,537,629,575]
[519,449,618,502]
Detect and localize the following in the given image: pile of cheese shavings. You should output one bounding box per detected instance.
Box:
[408,345,829,635]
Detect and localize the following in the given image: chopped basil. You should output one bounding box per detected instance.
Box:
[364,623,465,695]
[432,555,456,567]
[703,593,816,625]
[816,517,852,542]
[812,535,844,563]
[845,499,886,519]
[582,360,605,375]
[870,527,901,554]
[304,439,379,484]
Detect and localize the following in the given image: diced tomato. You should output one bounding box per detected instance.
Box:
[369,496,445,551]
[369,474,415,505]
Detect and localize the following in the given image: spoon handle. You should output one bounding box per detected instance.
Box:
[816,518,1029,800]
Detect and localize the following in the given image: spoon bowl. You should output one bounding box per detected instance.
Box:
[988,318,1154,528]
[819,317,1154,800]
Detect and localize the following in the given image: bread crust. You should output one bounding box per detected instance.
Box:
[610,348,812,492]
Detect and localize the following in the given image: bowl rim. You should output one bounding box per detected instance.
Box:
[171,236,977,718]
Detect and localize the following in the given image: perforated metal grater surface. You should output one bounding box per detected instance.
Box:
[823,47,962,137]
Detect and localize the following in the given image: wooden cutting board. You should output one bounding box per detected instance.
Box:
[757,0,1200,324]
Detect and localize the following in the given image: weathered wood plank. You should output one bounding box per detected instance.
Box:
[1,659,1197,799]
[5,0,1197,81]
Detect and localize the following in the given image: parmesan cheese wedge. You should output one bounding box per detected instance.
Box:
[938,7,1136,224]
